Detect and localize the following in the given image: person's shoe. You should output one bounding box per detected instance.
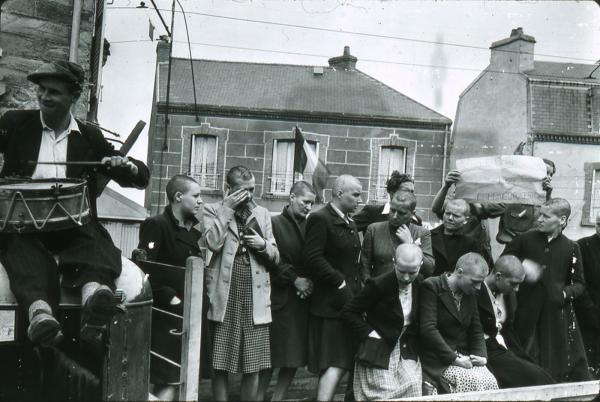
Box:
[27,311,64,346]
[80,287,124,346]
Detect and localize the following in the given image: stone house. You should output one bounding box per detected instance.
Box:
[146,43,452,223]
[451,28,600,240]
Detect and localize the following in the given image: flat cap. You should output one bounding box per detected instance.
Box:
[27,61,85,88]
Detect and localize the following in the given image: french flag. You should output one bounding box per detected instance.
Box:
[294,126,329,203]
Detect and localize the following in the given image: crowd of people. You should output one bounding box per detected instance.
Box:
[138,162,598,401]
[2,60,600,402]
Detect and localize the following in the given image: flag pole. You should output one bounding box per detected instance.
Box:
[292,126,298,187]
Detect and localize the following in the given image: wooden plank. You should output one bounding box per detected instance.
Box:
[398,380,600,401]
[179,255,205,401]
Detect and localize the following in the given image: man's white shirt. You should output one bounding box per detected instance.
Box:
[32,112,80,180]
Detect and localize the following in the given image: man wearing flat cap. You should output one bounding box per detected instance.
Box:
[0,61,150,347]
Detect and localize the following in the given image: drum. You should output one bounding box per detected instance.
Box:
[0,179,91,233]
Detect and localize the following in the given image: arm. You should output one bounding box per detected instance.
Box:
[353,206,373,233]
[89,127,149,188]
[304,213,345,287]
[564,242,585,301]
[359,225,375,283]
[340,279,380,340]
[431,184,451,219]
[419,281,459,366]
[501,234,522,258]
[470,202,506,219]
[467,300,487,358]
[255,210,279,265]
[202,203,235,253]
[418,229,435,277]
[432,170,462,218]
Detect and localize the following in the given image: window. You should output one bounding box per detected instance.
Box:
[270,139,317,194]
[590,169,600,221]
[376,146,406,200]
[190,135,217,189]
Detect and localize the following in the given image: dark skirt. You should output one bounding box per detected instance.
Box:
[210,254,270,374]
[308,314,356,373]
[487,348,554,388]
[271,291,309,368]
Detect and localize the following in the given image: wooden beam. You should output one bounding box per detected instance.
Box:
[398,380,600,401]
[179,254,205,401]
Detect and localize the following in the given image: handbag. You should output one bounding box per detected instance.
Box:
[356,336,393,370]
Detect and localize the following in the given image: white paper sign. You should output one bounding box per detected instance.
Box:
[454,155,547,205]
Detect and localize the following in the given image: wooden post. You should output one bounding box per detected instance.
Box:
[179,254,205,401]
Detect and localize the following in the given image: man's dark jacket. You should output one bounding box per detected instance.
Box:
[304,203,361,318]
[0,109,149,217]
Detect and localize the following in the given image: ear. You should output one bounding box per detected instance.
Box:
[174,191,183,202]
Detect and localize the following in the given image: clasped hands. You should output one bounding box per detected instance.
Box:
[452,353,487,369]
[294,277,313,299]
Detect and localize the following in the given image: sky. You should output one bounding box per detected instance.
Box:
[99,0,600,205]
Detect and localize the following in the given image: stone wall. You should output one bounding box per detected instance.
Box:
[146,113,448,224]
[0,0,97,170]
[0,0,96,116]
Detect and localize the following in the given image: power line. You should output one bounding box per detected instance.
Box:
[106,5,599,64]
[109,38,593,79]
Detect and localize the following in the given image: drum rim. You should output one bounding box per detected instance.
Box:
[0,178,88,196]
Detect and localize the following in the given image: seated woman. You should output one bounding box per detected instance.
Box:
[360,192,434,282]
[420,253,498,394]
[341,244,424,400]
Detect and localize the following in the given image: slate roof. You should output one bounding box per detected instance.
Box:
[524,61,600,83]
[97,187,148,221]
[157,58,451,125]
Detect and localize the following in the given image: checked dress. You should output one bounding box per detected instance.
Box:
[210,210,271,374]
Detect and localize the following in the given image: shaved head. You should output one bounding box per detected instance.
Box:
[453,252,488,295]
[332,174,362,214]
[394,243,422,287]
[456,252,488,276]
[490,254,526,294]
[395,243,423,266]
[493,255,524,277]
[332,174,362,197]
[446,198,470,216]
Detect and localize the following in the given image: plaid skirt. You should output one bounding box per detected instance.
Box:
[354,339,422,401]
[210,254,271,374]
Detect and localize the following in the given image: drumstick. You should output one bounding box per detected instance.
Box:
[28,161,106,166]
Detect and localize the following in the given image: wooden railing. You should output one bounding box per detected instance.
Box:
[398,380,599,401]
[133,255,205,401]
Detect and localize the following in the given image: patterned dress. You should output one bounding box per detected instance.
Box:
[439,275,498,393]
[210,212,271,374]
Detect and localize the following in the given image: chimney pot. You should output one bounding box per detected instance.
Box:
[328,46,358,70]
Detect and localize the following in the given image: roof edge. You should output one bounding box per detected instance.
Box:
[156,103,452,129]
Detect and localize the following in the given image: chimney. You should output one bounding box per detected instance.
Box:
[489,27,536,73]
[157,38,170,63]
[328,46,357,70]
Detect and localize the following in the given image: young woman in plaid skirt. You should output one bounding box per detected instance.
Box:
[203,166,279,401]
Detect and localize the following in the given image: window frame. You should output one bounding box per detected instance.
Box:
[582,162,600,226]
[375,145,407,201]
[270,138,319,195]
[190,134,219,190]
